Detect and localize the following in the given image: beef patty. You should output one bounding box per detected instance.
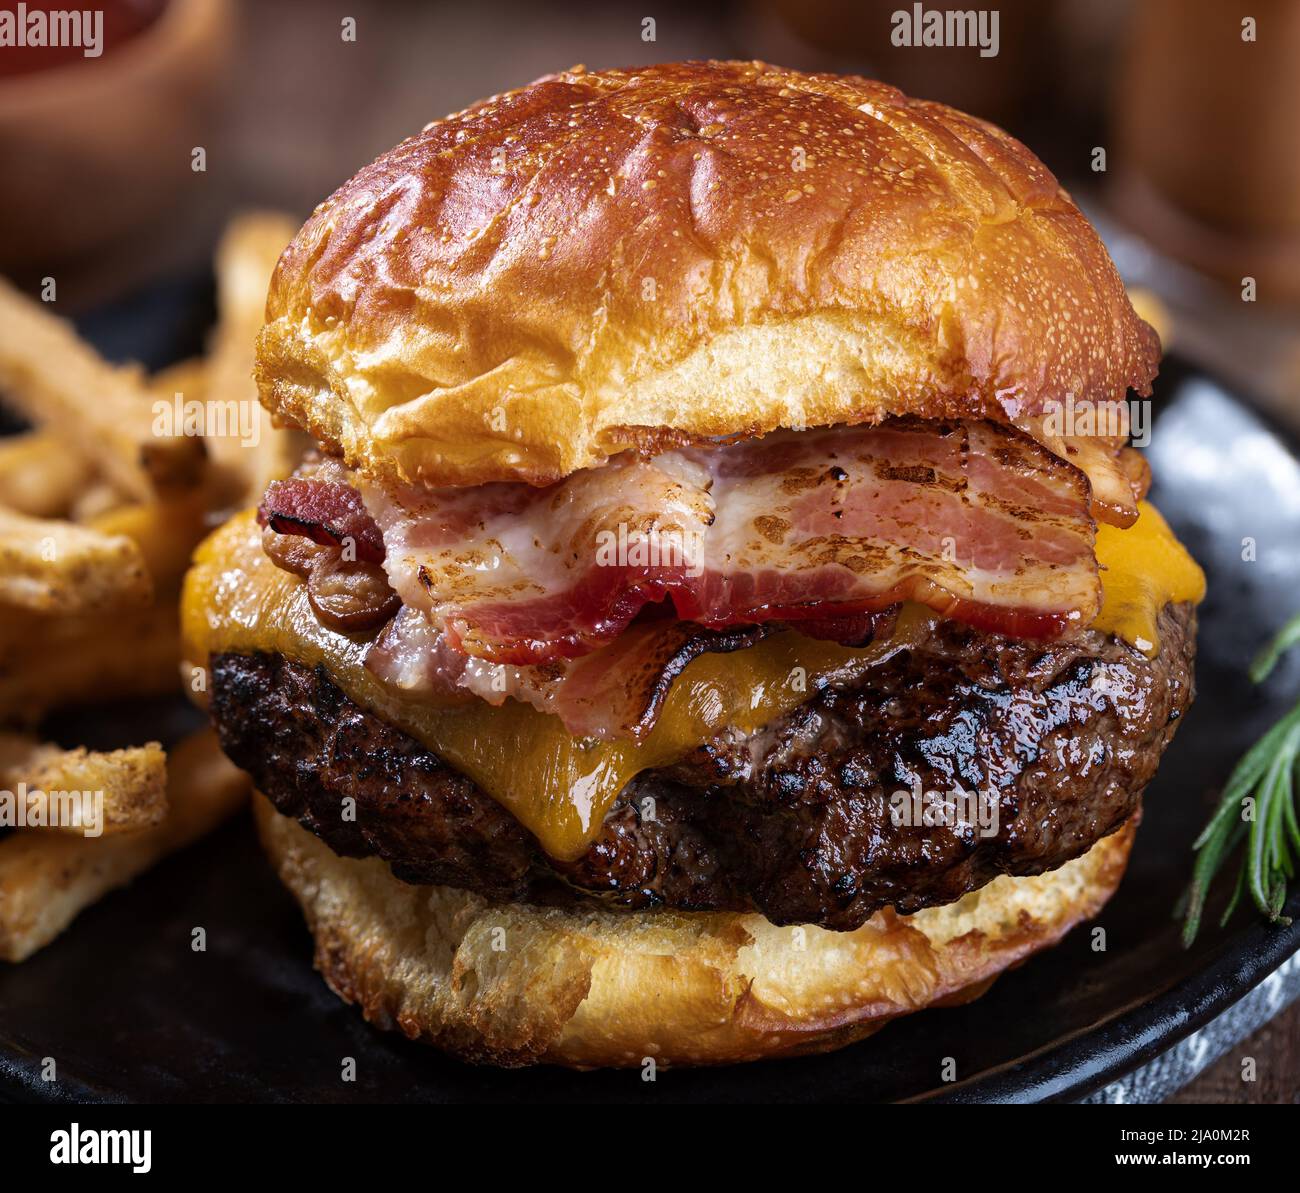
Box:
[210,604,1195,931]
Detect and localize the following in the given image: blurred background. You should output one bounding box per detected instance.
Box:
[0,0,1298,411]
[2,0,1300,426]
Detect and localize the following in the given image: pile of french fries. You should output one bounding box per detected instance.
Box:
[0,213,302,962]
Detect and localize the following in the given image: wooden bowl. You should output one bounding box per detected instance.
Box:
[0,0,233,277]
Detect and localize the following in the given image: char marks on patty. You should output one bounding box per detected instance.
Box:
[209,604,1195,930]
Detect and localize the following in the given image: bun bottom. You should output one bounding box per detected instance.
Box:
[255,795,1135,1068]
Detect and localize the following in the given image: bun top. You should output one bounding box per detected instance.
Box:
[256,60,1159,489]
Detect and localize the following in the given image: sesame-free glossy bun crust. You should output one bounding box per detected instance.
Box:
[255,795,1135,1068]
[257,60,1159,489]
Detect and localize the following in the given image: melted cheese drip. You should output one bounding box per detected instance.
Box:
[183,501,1203,859]
[1093,501,1205,655]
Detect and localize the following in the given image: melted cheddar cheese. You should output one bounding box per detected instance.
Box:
[182,500,1203,859]
[1093,501,1205,655]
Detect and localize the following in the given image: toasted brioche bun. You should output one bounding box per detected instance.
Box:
[255,794,1135,1068]
[256,60,1158,490]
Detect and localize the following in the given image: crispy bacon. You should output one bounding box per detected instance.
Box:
[260,524,399,632]
[365,606,759,739]
[364,452,715,663]
[360,419,1101,665]
[258,477,386,563]
[253,419,1136,737]
[1016,408,1147,528]
[672,420,1098,640]
[364,604,900,741]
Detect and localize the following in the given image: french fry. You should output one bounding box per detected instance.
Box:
[87,490,212,591]
[151,356,208,405]
[0,220,301,963]
[0,506,153,615]
[0,276,205,499]
[0,729,249,962]
[0,597,181,725]
[205,212,301,501]
[68,481,128,522]
[0,734,167,835]
[0,431,88,518]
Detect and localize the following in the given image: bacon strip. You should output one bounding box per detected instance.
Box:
[364,604,899,740]
[1017,408,1147,528]
[360,419,1100,665]
[258,477,386,563]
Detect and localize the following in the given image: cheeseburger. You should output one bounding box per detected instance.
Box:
[182,61,1205,1068]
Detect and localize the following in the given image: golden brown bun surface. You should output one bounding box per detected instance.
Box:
[257,60,1158,489]
[255,795,1135,1068]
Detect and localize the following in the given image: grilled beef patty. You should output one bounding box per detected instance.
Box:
[210,604,1195,930]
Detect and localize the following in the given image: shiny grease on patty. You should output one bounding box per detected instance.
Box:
[209,604,1195,931]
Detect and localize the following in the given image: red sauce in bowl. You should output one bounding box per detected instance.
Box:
[0,0,168,79]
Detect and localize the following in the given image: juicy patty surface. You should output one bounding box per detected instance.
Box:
[210,604,1195,930]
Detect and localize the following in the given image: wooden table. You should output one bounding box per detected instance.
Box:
[1171,1000,1300,1103]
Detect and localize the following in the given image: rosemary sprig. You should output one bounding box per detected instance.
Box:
[1182,611,1300,946]
[1249,609,1300,684]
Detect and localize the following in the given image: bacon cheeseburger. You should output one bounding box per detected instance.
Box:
[183,62,1205,1067]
